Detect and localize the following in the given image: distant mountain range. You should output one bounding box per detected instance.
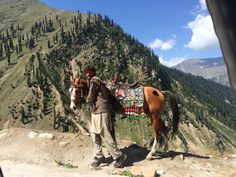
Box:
[172,57,230,86]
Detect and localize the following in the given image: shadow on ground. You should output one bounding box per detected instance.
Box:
[119,144,210,167]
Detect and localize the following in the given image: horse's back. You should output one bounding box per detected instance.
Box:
[144,86,165,114]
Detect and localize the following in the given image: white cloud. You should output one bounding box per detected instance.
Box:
[159,56,188,67]
[184,14,220,51]
[148,38,162,49]
[148,38,176,51]
[199,0,207,11]
[161,39,176,50]
[191,0,207,15]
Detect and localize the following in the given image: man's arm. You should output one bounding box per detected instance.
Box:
[86,81,97,106]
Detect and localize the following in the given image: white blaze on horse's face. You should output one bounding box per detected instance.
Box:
[69,75,82,110]
[69,87,77,110]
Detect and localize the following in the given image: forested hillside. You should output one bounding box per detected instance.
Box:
[168,67,236,130]
[0,0,235,156]
[166,66,236,151]
[0,0,160,131]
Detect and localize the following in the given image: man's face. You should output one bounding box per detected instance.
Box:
[85,70,94,80]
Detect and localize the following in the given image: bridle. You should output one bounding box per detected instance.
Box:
[69,84,86,102]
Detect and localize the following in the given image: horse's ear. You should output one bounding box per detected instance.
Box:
[70,75,74,84]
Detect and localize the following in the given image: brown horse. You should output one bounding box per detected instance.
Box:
[69,75,180,160]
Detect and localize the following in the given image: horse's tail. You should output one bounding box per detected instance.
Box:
[162,91,180,137]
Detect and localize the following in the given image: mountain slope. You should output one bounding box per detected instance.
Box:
[172,57,229,86]
[0,0,160,130]
[0,0,235,156]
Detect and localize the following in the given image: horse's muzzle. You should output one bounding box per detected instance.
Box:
[70,103,76,110]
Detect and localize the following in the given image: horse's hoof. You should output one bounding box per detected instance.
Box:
[146,155,153,160]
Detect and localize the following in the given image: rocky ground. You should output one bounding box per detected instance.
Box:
[0,128,235,177]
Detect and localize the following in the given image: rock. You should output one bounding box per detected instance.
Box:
[59,141,69,147]
[231,154,236,158]
[154,172,160,177]
[154,169,165,176]
[38,133,54,140]
[206,162,212,168]
[0,129,8,133]
[28,131,38,139]
[0,132,7,138]
[209,155,213,158]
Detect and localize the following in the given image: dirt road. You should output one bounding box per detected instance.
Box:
[0,128,235,177]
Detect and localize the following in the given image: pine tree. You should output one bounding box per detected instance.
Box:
[9,38,14,50]
[66,32,72,46]
[29,36,35,49]
[0,43,3,58]
[46,18,54,32]
[6,29,10,39]
[10,23,14,32]
[1,33,5,41]
[55,33,58,43]
[15,44,19,55]
[60,24,65,44]
[44,15,48,25]
[20,106,26,123]
[47,39,51,48]
[31,26,35,35]
[6,50,11,65]
[17,22,20,30]
[18,41,23,55]
[18,34,21,43]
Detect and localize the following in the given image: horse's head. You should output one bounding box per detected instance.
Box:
[69,75,88,110]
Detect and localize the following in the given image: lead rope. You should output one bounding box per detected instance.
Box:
[80,86,83,99]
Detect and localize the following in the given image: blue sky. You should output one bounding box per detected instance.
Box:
[40,0,222,67]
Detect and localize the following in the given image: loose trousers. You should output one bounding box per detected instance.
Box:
[90,112,122,160]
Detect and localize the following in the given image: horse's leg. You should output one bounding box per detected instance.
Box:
[147,137,154,150]
[159,119,169,153]
[146,120,169,153]
[146,114,160,160]
[147,116,154,150]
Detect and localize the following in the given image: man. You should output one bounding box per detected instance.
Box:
[84,65,126,168]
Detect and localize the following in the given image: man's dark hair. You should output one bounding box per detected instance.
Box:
[84,65,96,74]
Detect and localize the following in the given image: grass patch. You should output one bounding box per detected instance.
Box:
[120,170,144,177]
[55,160,78,169]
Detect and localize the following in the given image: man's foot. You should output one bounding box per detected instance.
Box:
[114,154,127,168]
[91,156,106,167]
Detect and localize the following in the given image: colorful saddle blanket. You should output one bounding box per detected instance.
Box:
[113,85,145,119]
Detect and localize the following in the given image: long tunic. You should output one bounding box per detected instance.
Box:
[86,76,112,134]
[86,76,111,113]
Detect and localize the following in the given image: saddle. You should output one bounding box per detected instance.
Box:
[114,80,140,89]
[113,72,140,88]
